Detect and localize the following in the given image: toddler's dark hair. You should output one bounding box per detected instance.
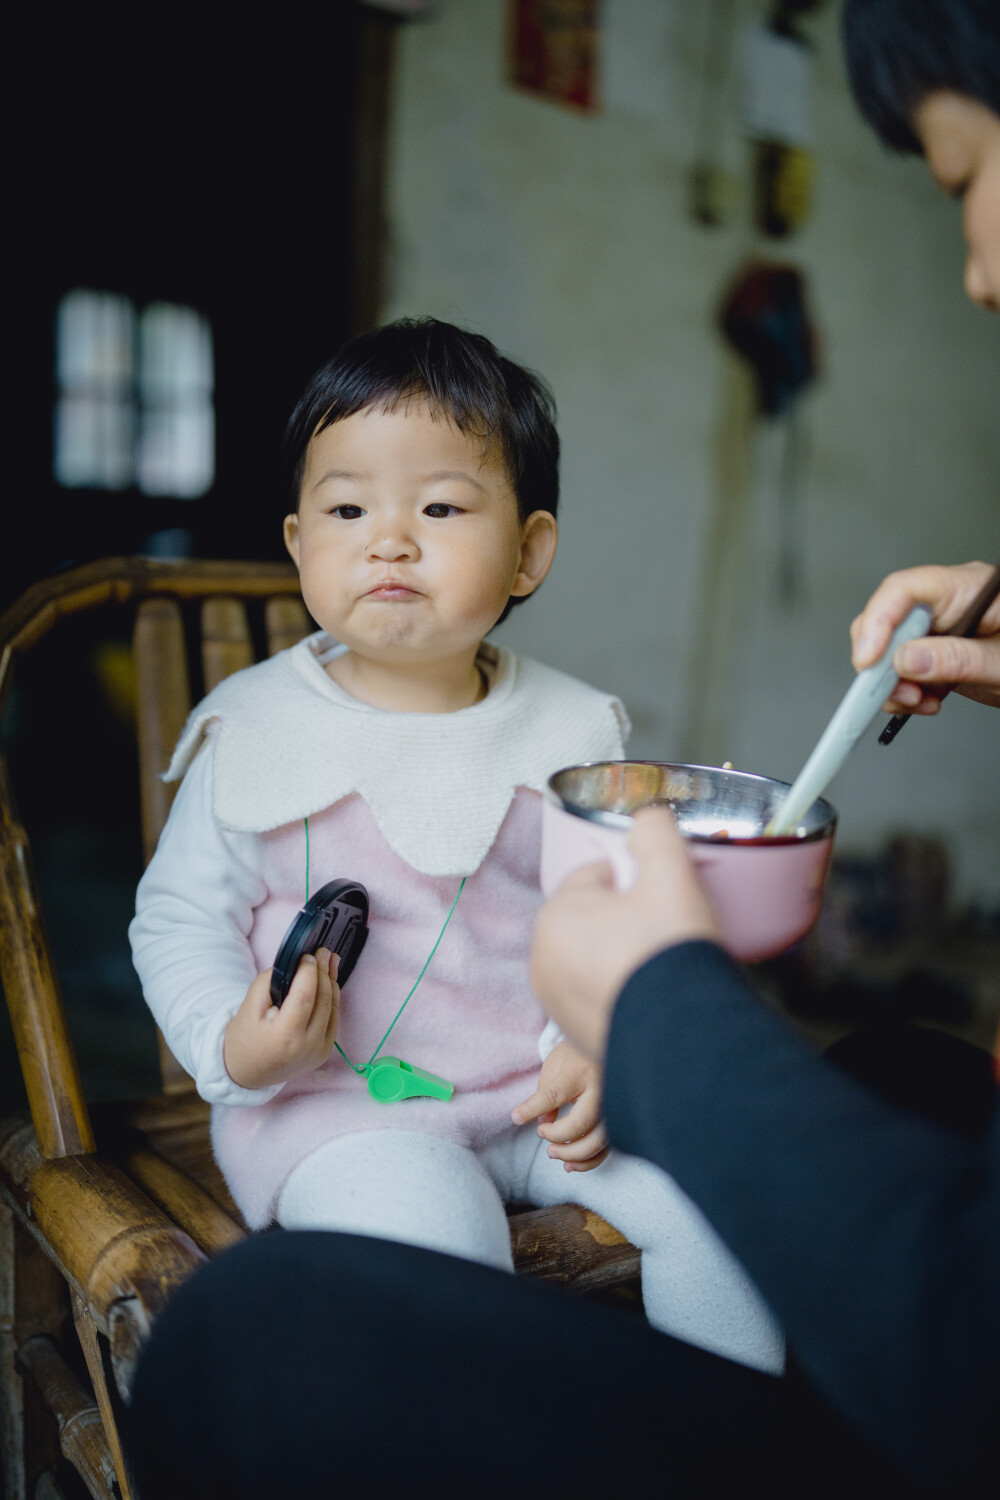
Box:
[843,0,1000,154]
[283,318,560,525]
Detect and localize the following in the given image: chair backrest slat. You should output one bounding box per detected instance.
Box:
[133,600,192,867]
[133,600,197,1096]
[265,597,311,658]
[201,598,254,693]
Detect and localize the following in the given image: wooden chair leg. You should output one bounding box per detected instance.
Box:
[17,1334,117,1500]
[71,1293,133,1500]
[0,1204,71,1500]
[0,1202,26,1500]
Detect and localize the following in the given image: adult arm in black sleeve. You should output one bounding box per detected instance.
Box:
[604,940,1000,1490]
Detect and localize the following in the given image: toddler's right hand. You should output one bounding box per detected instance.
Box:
[223,949,340,1090]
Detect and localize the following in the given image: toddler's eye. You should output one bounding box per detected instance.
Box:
[331,504,365,520]
[424,503,462,518]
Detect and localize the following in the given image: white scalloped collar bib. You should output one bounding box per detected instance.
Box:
[165,633,628,877]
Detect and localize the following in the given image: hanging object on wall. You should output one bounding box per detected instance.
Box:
[720,263,817,415]
[753,141,814,237]
[720,261,819,604]
[741,2,823,236]
[507,0,601,114]
[689,0,739,228]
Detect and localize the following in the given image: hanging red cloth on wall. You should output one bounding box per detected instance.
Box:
[507,0,601,113]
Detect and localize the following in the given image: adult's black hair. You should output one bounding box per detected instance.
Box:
[843,0,1000,154]
[283,317,560,526]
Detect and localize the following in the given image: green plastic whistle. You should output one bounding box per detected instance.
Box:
[365,1056,455,1104]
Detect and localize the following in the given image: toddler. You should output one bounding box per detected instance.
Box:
[130,318,783,1373]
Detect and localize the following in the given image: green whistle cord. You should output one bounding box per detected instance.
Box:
[303,816,466,1077]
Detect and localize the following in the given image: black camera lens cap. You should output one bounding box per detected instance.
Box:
[269,879,370,1007]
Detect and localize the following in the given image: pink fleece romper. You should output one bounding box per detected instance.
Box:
[216,788,549,1228]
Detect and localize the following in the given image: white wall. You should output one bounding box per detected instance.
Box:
[382,0,1000,902]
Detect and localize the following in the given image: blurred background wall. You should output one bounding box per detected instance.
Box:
[381,0,1000,902]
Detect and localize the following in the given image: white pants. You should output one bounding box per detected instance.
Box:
[278,1128,784,1374]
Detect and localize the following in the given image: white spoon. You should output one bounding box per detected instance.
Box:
[765,604,933,837]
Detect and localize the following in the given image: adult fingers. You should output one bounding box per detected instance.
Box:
[850,565,954,668]
[894,633,1000,693]
[553,860,616,897]
[851,561,996,670]
[882,680,924,710]
[629,807,720,939]
[883,685,942,716]
[628,806,694,899]
[628,806,687,867]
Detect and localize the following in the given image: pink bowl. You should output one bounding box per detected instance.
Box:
[542,762,836,964]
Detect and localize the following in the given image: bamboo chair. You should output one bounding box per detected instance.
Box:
[0,557,640,1500]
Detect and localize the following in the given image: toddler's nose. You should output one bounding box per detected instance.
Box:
[367,530,419,563]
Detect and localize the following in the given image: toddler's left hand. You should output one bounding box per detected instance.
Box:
[511,1039,609,1172]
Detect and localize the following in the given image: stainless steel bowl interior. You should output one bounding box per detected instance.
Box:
[547,762,836,843]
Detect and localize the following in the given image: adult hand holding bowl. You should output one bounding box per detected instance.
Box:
[541,762,836,964]
[532,807,721,1062]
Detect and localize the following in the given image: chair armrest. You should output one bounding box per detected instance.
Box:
[1,1117,206,1396]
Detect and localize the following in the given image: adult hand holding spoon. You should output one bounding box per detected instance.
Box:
[768,560,1000,838]
[765,605,933,837]
[851,560,1000,714]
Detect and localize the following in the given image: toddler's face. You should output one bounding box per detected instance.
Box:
[285,400,552,665]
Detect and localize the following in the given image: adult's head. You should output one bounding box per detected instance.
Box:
[843,0,1000,309]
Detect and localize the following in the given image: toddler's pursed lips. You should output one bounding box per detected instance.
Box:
[364,578,423,600]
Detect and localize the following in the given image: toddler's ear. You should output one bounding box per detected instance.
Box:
[512,511,558,598]
[283,514,301,567]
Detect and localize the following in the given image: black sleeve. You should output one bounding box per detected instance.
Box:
[604,940,1000,1489]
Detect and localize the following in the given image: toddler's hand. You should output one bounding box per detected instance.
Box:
[223,950,340,1090]
[511,1039,609,1172]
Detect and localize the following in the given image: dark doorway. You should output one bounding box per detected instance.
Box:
[7,2,397,608]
